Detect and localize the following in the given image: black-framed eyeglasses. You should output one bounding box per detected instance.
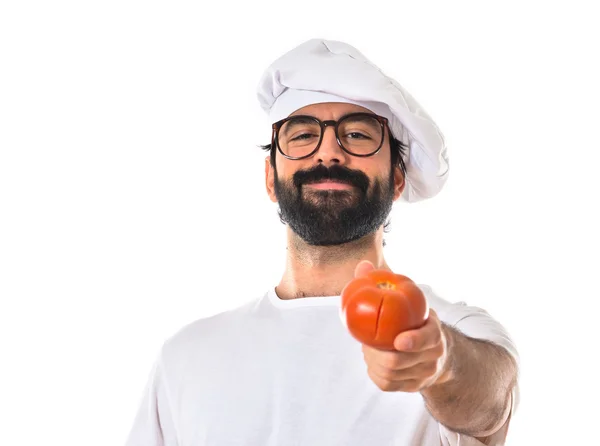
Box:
[271,112,388,160]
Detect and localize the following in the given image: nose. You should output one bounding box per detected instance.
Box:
[314,125,349,165]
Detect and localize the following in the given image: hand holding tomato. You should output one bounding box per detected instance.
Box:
[340,261,429,350]
[341,261,452,392]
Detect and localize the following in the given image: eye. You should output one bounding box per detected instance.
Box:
[345,132,371,140]
[339,115,382,141]
[291,133,317,141]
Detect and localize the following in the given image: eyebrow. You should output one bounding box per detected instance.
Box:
[341,114,382,131]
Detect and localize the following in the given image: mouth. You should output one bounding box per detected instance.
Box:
[303,180,355,190]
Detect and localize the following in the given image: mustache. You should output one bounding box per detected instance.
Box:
[293,164,370,193]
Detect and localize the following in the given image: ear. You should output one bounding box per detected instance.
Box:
[265,156,278,203]
[393,166,406,201]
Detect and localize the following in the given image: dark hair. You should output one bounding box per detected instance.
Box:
[259,130,408,246]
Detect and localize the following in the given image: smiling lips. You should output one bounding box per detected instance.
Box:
[304,180,355,190]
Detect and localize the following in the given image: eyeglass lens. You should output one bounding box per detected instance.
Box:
[278,114,383,158]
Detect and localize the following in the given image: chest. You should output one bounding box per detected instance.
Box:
[172,314,438,445]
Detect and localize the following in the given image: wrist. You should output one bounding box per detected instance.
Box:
[429,324,456,389]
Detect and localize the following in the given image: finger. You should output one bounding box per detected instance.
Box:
[369,359,439,383]
[354,260,375,278]
[393,316,442,352]
[367,368,421,393]
[362,344,441,371]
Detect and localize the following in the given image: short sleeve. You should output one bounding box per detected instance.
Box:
[419,284,520,446]
[125,349,179,446]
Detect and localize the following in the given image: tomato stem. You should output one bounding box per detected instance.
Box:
[376,281,396,290]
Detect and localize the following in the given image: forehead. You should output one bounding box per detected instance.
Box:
[289,102,375,119]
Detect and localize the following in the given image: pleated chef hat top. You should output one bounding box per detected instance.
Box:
[257,38,450,203]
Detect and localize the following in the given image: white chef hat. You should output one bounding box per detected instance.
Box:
[257,38,450,203]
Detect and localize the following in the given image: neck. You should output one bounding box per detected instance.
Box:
[275,227,391,299]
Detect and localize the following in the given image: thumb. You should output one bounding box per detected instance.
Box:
[354,260,375,278]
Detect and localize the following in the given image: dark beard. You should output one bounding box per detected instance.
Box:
[274,163,395,246]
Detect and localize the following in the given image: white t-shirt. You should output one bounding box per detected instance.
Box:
[126,284,520,446]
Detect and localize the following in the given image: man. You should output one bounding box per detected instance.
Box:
[126,39,519,446]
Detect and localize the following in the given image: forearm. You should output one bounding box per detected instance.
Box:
[420,324,517,437]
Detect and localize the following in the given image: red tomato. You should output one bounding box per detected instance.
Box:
[340,270,429,350]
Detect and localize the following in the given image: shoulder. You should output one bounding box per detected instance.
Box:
[160,295,264,361]
[416,283,469,325]
[418,283,501,327]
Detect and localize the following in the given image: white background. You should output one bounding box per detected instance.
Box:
[1,1,598,445]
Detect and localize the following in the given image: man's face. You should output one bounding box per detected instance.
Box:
[265,103,405,246]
